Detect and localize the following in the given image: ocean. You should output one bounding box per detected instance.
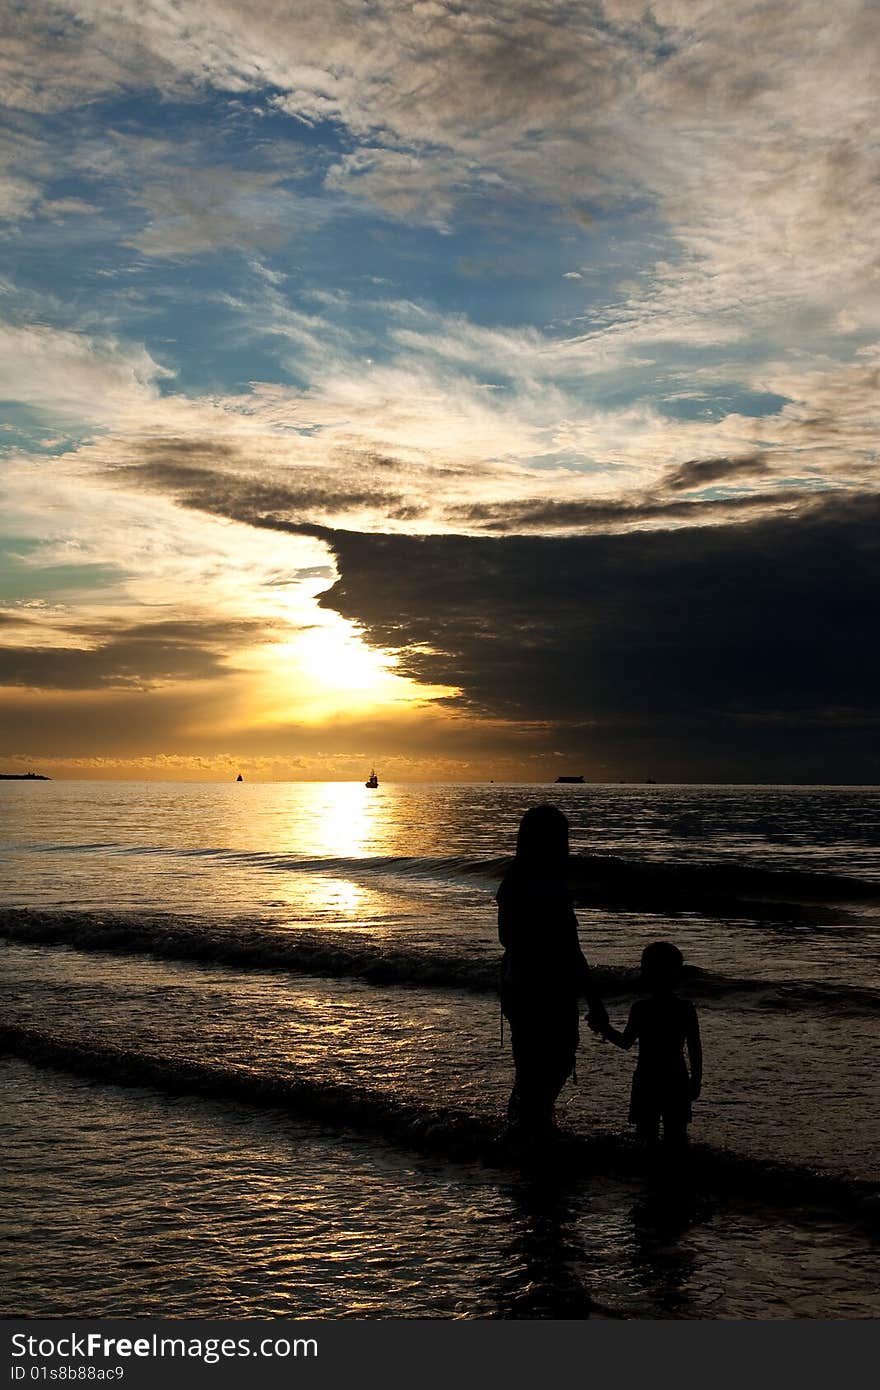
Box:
[2,780,879,1319]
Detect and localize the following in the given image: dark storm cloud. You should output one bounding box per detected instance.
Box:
[0,617,267,690]
[111,440,821,537]
[664,454,771,492]
[312,494,880,779]
[112,457,423,524]
[96,439,880,775]
[447,484,804,531]
[73,618,271,645]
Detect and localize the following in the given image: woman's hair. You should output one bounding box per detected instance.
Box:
[640,940,684,986]
[515,804,570,873]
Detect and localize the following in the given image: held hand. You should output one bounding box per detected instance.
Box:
[587,1002,609,1034]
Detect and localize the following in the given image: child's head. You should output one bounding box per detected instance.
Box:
[640,940,684,991]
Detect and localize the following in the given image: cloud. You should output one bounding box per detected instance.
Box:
[664,454,770,492]
[110,455,427,526]
[2,1,879,781]
[0,616,269,690]
[445,485,821,533]
[39,197,99,217]
[305,493,880,779]
[4,5,880,472]
[0,171,43,219]
[0,123,55,219]
[0,685,240,758]
[0,610,39,628]
[90,399,856,540]
[4,2,878,332]
[3,268,874,555]
[324,148,505,229]
[128,166,319,258]
[0,321,171,426]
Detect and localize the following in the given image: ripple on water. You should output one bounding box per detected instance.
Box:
[2,1060,878,1320]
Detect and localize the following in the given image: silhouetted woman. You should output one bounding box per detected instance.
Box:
[498,805,608,1135]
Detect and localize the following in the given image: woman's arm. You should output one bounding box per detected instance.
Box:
[498,898,516,949]
[685,1005,703,1098]
[571,910,609,1030]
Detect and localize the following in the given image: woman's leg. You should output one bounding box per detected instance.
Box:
[661,1114,689,1149]
[515,1045,573,1133]
[507,1080,522,1126]
[510,1037,551,1132]
[508,1011,577,1134]
[636,1116,661,1145]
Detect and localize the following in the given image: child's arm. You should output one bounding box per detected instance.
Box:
[602,1004,639,1050]
[685,1005,703,1098]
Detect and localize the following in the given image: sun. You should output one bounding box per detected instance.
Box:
[295,619,400,700]
[247,611,457,725]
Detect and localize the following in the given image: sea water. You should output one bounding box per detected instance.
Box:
[1,781,879,1318]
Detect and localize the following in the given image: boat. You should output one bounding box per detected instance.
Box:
[236,773,243,782]
[555,775,585,784]
[365,768,379,788]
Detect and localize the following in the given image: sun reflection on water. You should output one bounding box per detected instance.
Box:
[252,781,401,925]
[297,780,383,860]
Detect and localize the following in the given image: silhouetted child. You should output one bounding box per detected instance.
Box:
[599,942,702,1148]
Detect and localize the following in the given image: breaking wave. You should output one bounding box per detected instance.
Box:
[2,908,878,1017]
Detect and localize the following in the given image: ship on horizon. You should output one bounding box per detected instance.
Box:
[365,768,379,788]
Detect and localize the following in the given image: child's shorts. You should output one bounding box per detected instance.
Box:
[629,1067,692,1127]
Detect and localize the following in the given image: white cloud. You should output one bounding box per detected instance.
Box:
[0,321,172,424]
[2,3,878,545]
[4,3,879,339]
[40,197,100,217]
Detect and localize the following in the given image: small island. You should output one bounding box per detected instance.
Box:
[554,774,585,783]
[0,772,51,780]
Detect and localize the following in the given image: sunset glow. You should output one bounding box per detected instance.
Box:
[1,2,878,781]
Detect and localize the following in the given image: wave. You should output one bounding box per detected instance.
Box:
[566,854,880,917]
[17,842,510,884]
[2,908,878,1017]
[0,907,501,991]
[10,841,879,917]
[3,1023,876,1226]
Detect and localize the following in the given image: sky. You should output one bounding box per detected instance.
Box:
[0,0,878,782]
